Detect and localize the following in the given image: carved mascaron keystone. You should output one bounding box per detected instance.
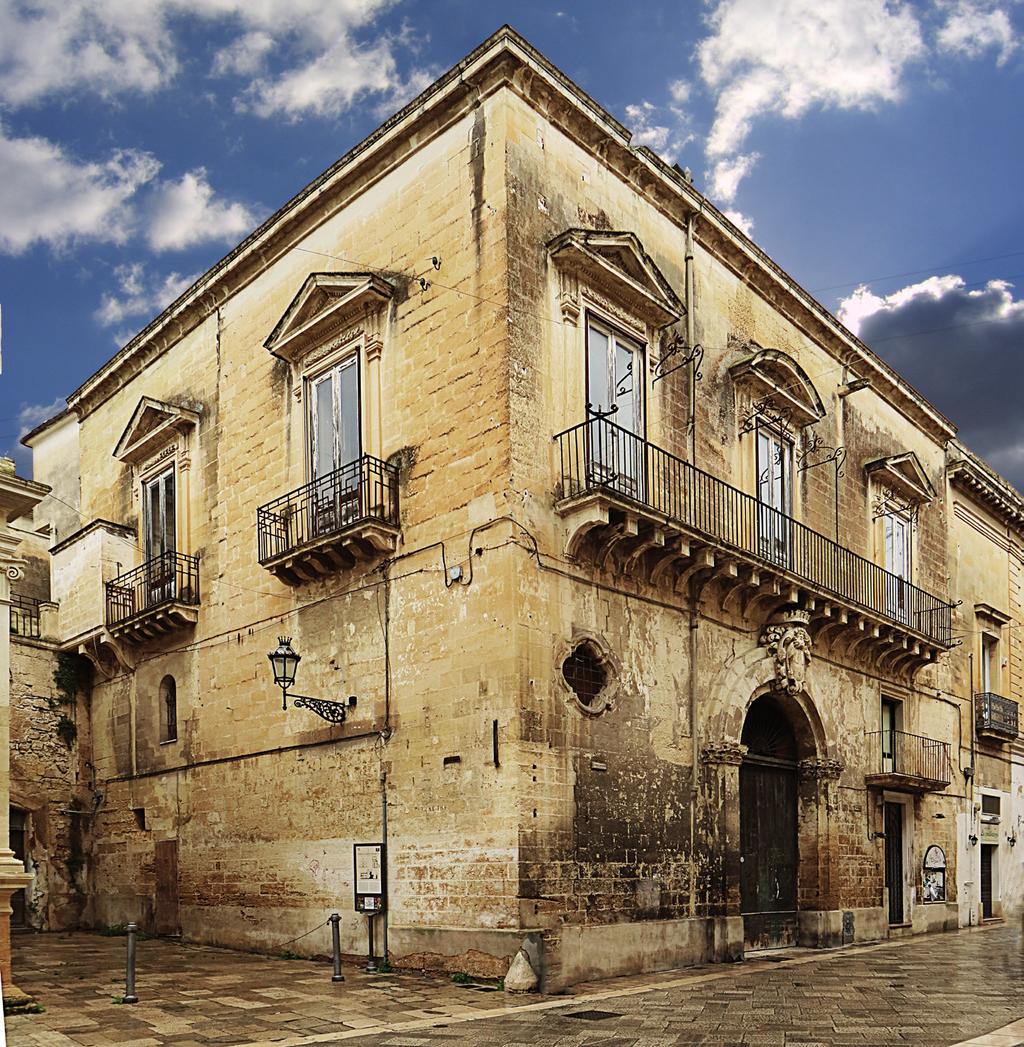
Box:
[760,610,812,696]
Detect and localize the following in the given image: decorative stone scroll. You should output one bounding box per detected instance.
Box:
[701,741,748,766]
[760,610,812,696]
[798,757,843,782]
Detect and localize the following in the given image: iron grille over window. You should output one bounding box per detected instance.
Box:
[555,415,954,646]
[562,644,607,707]
[975,692,1019,740]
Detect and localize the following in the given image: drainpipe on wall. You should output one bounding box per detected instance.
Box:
[685,212,697,465]
[380,765,389,963]
[684,207,700,919]
[968,650,977,925]
[688,597,700,919]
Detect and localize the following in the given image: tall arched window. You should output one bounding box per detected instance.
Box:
[159,676,177,742]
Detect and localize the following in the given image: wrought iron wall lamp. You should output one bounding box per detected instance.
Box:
[268,637,357,723]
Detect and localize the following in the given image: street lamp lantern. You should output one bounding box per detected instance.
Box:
[268,637,301,707]
[266,637,356,723]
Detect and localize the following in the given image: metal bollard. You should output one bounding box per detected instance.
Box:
[123,922,139,1004]
[365,914,377,973]
[329,913,344,983]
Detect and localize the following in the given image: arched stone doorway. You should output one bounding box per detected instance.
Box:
[739,693,812,951]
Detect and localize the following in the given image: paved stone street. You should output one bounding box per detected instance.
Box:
[7,923,1024,1047]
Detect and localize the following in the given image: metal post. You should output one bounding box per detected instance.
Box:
[329,912,344,983]
[366,913,377,973]
[123,922,139,1004]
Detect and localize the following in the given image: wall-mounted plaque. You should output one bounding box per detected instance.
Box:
[353,842,386,914]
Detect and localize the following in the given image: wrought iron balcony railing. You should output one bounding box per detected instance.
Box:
[555,416,954,646]
[257,454,399,566]
[106,551,200,628]
[10,594,41,639]
[975,692,1019,740]
[865,729,951,788]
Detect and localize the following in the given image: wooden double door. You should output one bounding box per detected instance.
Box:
[740,758,799,950]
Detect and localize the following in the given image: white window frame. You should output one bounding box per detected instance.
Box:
[585,313,644,435]
[980,632,999,693]
[756,425,793,565]
[306,351,362,482]
[142,466,176,561]
[883,510,913,622]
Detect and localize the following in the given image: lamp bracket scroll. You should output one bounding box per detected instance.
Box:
[293,695,356,724]
[653,333,704,386]
[796,431,847,477]
[268,636,358,724]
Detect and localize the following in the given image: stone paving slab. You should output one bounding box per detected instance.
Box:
[5,932,547,1047]
[8,923,1024,1047]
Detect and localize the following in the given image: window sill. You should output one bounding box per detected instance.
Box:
[160,738,178,746]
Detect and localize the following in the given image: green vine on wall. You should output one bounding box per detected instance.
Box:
[50,653,89,748]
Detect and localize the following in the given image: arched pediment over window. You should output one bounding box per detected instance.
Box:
[547,228,684,329]
[729,348,826,428]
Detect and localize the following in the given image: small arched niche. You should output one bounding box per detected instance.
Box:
[159,675,177,743]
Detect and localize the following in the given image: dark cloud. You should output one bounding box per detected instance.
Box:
[842,278,1024,493]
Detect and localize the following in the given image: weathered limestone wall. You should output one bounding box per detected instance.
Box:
[499,86,962,982]
[9,638,87,930]
[59,91,528,975]
[948,478,1022,923]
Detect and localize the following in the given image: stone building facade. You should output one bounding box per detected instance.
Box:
[9,27,1024,990]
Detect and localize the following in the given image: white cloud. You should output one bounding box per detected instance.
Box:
[625,102,674,155]
[837,274,1024,490]
[15,398,66,439]
[709,152,760,203]
[145,169,256,252]
[0,124,252,256]
[837,274,970,333]
[623,96,696,168]
[698,0,927,160]
[0,0,422,121]
[669,79,691,105]
[937,1,1018,65]
[0,1,178,107]
[724,209,755,236]
[0,125,160,254]
[211,31,275,77]
[242,34,404,120]
[95,263,197,331]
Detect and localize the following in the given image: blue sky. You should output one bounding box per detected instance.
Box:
[1,1,1022,485]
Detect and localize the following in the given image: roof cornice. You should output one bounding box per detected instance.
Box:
[949,451,1024,530]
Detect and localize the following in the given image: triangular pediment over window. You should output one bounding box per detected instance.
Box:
[265,272,394,363]
[547,229,684,328]
[864,452,935,504]
[729,348,826,428]
[113,397,200,465]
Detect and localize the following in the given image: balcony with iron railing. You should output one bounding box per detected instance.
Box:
[105,551,200,642]
[257,454,400,584]
[554,415,954,671]
[9,594,41,639]
[864,730,951,792]
[975,692,1019,742]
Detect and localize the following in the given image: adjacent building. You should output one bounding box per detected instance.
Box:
[7,27,1024,990]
